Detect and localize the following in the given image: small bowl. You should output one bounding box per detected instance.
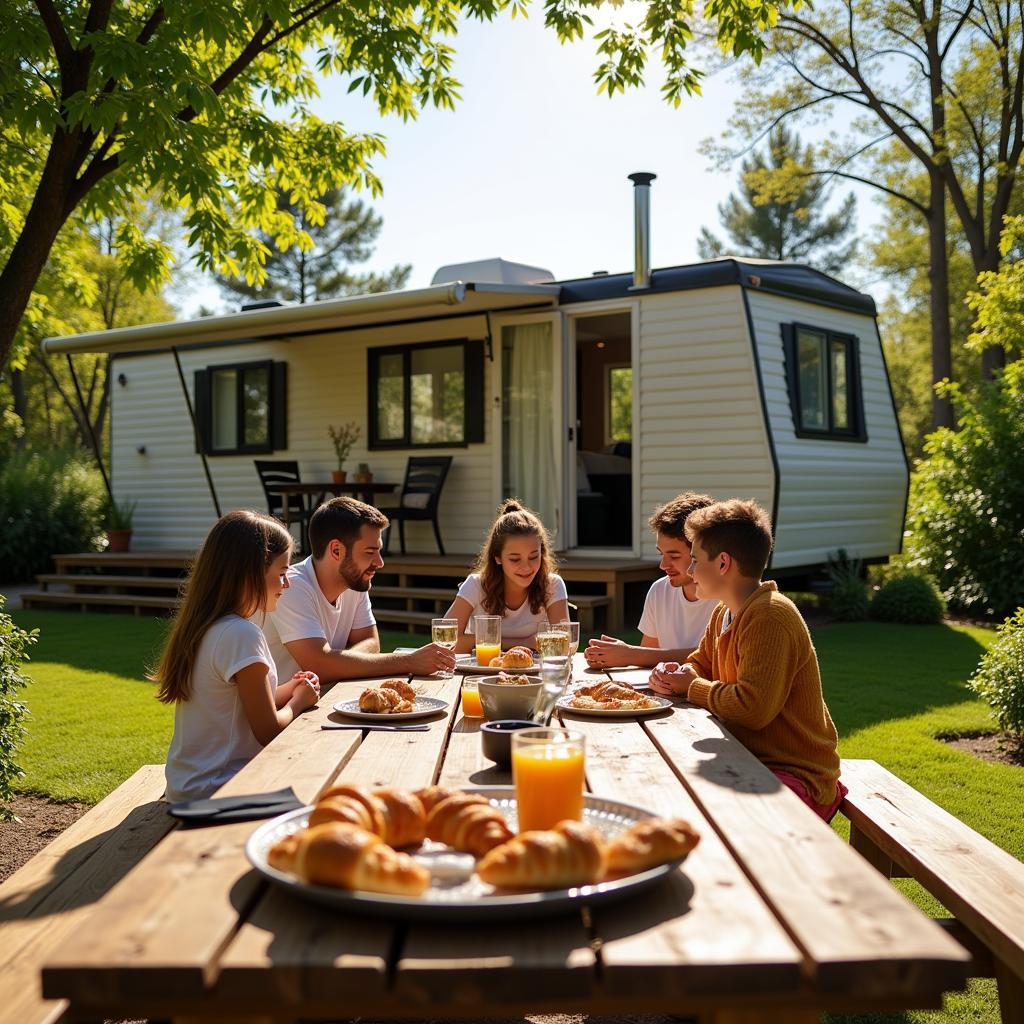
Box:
[480,719,537,768]
[476,675,543,721]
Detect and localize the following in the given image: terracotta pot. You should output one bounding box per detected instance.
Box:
[106,529,132,553]
[354,472,373,484]
[332,469,347,484]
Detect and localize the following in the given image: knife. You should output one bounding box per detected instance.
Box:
[321,722,430,732]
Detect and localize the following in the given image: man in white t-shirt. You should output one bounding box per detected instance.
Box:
[584,492,718,670]
[265,497,455,682]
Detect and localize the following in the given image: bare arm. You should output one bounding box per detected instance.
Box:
[585,633,697,669]
[236,663,318,746]
[284,634,454,682]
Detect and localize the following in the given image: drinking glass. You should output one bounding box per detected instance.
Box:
[460,676,484,718]
[512,727,585,832]
[558,620,581,657]
[529,653,572,726]
[431,617,458,678]
[474,615,502,667]
[536,621,571,659]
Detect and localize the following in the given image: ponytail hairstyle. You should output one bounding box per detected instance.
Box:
[472,498,556,616]
[151,510,293,704]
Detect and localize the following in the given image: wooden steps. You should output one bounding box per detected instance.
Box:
[20,590,177,614]
[36,573,183,592]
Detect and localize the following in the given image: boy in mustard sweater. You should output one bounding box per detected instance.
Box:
[649,498,846,821]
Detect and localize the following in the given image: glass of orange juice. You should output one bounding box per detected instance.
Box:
[511,727,585,833]
[474,615,502,667]
[460,676,484,718]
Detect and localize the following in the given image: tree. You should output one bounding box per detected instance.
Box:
[707,0,1024,429]
[216,188,410,306]
[698,125,857,275]
[0,0,797,380]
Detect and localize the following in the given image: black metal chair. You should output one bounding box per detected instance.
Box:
[378,456,453,555]
[254,460,312,555]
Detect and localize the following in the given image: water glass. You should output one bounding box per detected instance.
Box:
[512,727,585,832]
[474,615,502,667]
[536,621,571,658]
[431,617,458,678]
[529,653,572,726]
[558,620,581,657]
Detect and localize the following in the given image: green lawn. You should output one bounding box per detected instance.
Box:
[8,609,1017,1023]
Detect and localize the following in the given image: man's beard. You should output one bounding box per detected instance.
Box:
[340,555,373,592]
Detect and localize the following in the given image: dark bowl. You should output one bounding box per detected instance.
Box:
[480,719,537,768]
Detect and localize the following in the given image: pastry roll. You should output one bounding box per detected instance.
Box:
[311,784,387,835]
[381,678,418,702]
[603,817,700,876]
[476,820,605,890]
[497,646,533,669]
[374,787,427,847]
[425,793,514,857]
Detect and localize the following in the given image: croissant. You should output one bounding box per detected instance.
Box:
[268,822,429,897]
[415,785,460,813]
[495,646,533,669]
[476,820,605,890]
[359,687,394,713]
[426,793,514,857]
[381,678,417,702]
[311,784,387,835]
[603,817,701,876]
[374,788,427,847]
[576,681,637,702]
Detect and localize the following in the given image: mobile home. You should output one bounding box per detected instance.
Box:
[42,184,909,577]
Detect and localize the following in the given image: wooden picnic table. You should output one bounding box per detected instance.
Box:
[41,655,970,1023]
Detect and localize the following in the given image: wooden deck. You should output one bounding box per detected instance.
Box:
[20,551,659,631]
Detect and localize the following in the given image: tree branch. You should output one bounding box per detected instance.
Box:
[941,0,977,60]
[34,0,74,74]
[805,167,930,215]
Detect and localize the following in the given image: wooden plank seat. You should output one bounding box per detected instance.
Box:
[839,758,1024,1024]
[0,764,173,1024]
[567,594,612,631]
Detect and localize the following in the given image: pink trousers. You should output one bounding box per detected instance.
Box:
[773,770,848,823]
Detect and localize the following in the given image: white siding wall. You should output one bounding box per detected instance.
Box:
[745,291,908,568]
[636,287,775,561]
[110,316,496,553]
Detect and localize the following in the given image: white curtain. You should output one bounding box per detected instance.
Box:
[503,322,558,537]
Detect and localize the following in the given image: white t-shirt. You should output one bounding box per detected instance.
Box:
[164,615,276,803]
[264,556,376,679]
[637,576,718,651]
[457,573,569,642]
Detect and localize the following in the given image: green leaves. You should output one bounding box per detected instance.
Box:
[969,608,1024,738]
[0,595,38,820]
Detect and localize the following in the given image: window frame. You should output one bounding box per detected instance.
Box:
[367,337,484,450]
[604,363,633,445]
[782,322,867,442]
[194,359,286,456]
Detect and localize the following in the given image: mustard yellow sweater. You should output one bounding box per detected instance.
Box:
[685,581,841,805]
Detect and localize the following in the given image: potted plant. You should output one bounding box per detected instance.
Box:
[354,462,373,484]
[327,422,361,483]
[105,496,137,553]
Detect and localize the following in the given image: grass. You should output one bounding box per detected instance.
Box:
[7,609,1019,1022]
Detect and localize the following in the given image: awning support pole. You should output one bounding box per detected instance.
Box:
[172,346,222,519]
[65,353,113,504]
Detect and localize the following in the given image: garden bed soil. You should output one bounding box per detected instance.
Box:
[0,794,90,883]
[941,731,1024,768]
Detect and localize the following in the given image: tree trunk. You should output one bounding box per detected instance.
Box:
[9,369,28,448]
[927,175,954,430]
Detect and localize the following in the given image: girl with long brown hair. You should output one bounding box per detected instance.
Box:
[154,510,320,802]
[443,499,568,655]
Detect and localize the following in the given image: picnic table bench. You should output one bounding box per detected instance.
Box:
[3,657,977,1024]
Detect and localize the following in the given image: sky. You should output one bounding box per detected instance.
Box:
[179,3,885,316]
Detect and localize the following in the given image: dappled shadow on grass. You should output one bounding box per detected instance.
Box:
[813,622,988,737]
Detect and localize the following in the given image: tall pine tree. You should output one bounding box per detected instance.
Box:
[217,189,410,306]
[698,127,857,276]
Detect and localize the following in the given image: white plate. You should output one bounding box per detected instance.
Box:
[454,654,541,675]
[331,696,449,721]
[245,788,689,921]
[557,693,673,718]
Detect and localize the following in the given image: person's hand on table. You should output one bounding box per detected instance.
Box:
[289,671,320,711]
[649,661,697,697]
[404,642,457,677]
[584,635,629,668]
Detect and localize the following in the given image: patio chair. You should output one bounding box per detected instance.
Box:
[254,460,312,554]
[378,456,453,556]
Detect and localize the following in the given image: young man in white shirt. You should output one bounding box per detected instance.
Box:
[584,492,718,670]
[264,497,456,682]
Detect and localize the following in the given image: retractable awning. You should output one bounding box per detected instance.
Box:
[41,280,561,355]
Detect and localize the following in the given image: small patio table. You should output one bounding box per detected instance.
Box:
[42,655,969,1023]
[266,481,397,529]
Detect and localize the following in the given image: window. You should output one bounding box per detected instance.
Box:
[194,360,286,455]
[782,323,866,441]
[607,365,633,442]
[368,339,485,448]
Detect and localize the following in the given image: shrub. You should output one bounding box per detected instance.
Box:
[871,573,946,625]
[827,549,869,621]
[0,448,106,582]
[905,361,1024,618]
[0,595,37,820]
[969,608,1024,739]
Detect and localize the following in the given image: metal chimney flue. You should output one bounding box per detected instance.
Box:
[628,172,656,290]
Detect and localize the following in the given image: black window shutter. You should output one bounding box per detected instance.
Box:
[193,368,211,454]
[271,361,287,450]
[780,323,800,432]
[848,336,867,441]
[464,340,485,444]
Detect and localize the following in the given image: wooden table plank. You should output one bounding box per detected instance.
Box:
[437,706,511,790]
[211,672,462,1005]
[607,666,657,688]
[562,708,804,999]
[645,706,971,998]
[42,689,364,1005]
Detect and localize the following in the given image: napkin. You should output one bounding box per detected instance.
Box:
[167,786,302,825]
